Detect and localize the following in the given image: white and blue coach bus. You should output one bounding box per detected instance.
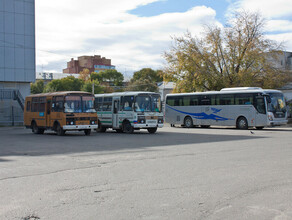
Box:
[165,87,288,129]
[95,92,164,133]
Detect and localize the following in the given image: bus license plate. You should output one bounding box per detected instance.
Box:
[147,120,157,125]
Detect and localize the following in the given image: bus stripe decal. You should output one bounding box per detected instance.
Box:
[166,105,232,121]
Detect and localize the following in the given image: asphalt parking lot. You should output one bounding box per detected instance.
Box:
[0,125,292,220]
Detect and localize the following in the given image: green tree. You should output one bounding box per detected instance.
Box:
[98,69,124,86]
[44,76,84,92]
[30,80,45,94]
[126,78,159,92]
[132,68,163,83]
[127,68,163,92]
[163,11,291,92]
[81,80,104,94]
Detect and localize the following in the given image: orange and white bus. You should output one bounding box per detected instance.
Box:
[24,91,98,135]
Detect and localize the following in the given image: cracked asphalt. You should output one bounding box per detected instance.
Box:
[0,126,292,220]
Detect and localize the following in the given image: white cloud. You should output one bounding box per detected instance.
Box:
[266,20,292,33]
[227,0,292,52]
[230,0,292,19]
[35,1,218,73]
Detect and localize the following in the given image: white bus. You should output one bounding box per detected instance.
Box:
[94,92,164,133]
[165,87,288,129]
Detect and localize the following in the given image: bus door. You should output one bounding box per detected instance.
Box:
[112,97,120,128]
[46,99,52,127]
[254,95,267,126]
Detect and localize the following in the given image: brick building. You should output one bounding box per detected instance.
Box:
[63,55,115,74]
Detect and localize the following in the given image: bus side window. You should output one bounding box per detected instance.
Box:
[219,94,234,105]
[52,96,64,112]
[26,101,31,112]
[31,97,39,112]
[200,95,211,105]
[122,96,134,111]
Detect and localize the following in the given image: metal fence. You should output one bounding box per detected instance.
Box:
[0,89,24,126]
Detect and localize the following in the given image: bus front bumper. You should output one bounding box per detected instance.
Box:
[63,125,98,130]
[268,120,288,127]
[133,124,164,129]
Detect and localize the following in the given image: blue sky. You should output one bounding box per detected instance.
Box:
[130,0,229,22]
[35,0,292,76]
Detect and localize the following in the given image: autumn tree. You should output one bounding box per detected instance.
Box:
[163,11,291,92]
[78,68,91,81]
[127,68,163,92]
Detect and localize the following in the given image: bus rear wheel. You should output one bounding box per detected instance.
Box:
[147,127,157,134]
[236,117,248,129]
[123,121,134,134]
[32,122,44,134]
[184,116,193,128]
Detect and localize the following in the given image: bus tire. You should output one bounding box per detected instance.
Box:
[56,124,65,136]
[184,116,193,128]
[123,121,134,134]
[96,120,106,132]
[115,129,123,133]
[236,117,248,129]
[84,129,91,135]
[32,121,44,134]
[147,127,157,134]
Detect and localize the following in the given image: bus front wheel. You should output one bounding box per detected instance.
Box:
[123,121,134,134]
[84,129,91,135]
[184,116,193,128]
[236,117,248,129]
[56,124,65,136]
[96,120,106,132]
[147,127,157,134]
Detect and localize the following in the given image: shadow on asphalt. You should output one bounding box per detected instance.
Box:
[0,128,268,159]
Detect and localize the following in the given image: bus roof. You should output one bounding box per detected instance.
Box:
[94,91,160,97]
[166,87,283,97]
[27,91,93,98]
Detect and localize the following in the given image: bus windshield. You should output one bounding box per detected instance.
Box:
[135,96,152,112]
[82,96,96,113]
[152,95,161,112]
[135,95,161,112]
[267,93,286,113]
[64,96,95,113]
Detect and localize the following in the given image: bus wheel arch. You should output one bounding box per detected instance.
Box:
[54,121,65,136]
[122,120,134,134]
[31,120,44,134]
[236,116,248,129]
[184,116,193,128]
[96,120,106,132]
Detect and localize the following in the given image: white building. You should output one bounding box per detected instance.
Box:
[0,0,35,125]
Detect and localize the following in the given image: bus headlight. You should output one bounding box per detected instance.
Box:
[158,117,164,124]
[137,117,146,124]
[268,115,273,121]
[66,118,75,125]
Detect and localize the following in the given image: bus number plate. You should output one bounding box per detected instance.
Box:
[147,120,157,124]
